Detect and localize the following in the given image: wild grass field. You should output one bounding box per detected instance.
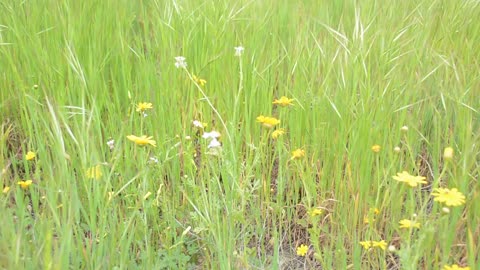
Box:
[1,0,479,269]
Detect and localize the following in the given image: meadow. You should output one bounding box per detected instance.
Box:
[1,0,479,269]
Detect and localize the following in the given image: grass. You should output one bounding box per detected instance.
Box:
[1,0,479,269]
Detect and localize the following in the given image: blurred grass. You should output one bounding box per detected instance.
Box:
[1,0,479,269]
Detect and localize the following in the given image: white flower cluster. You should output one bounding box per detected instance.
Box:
[174,56,187,68]
[202,131,221,149]
[234,46,244,56]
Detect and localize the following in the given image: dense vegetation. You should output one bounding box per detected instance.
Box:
[1,1,479,269]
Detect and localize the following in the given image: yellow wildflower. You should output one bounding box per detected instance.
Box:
[399,219,421,229]
[296,244,309,256]
[371,144,381,153]
[3,186,10,194]
[25,151,36,161]
[364,208,380,224]
[291,149,305,160]
[271,128,285,139]
[359,241,372,250]
[136,102,153,112]
[256,115,280,128]
[17,180,33,190]
[363,216,373,224]
[272,96,294,107]
[86,165,103,180]
[431,188,466,207]
[443,147,454,161]
[192,75,207,86]
[392,171,427,187]
[372,240,387,250]
[309,208,323,217]
[127,135,157,147]
[360,240,387,250]
[443,265,470,270]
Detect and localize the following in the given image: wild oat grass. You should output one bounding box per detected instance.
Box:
[1,0,479,269]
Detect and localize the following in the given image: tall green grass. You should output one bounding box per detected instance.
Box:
[1,0,479,269]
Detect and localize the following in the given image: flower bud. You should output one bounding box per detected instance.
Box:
[443,147,454,161]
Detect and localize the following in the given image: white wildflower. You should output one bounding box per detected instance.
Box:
[192,120,204,128]
[234,46,244,56]
[107,139,115,150]
[202,131,221,139]
[208,138,221,149]
[174,56,187,68]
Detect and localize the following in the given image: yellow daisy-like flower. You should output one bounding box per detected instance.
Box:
[86,165,103,180]
[192,75,207,87]
[136,102,153,112]
[17,180,33,190]
[3,186,10,194]
[359,241,372,250]
[272,96,294,107]
[392,171,427,187]
[443,264,470,270]
[256,115,280,128]
[309,208,323,217]
[371,144,381,153]
[25,151,36,161]
[271,128,285,139]
[372,240,387,250]
[431,188,466,207]
[399,219,421,229]
[291,149,305,160]
[296,244,309,256]
[360,240,387,250]
[127,135,157,147]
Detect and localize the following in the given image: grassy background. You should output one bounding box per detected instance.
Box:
[1,0,479,269]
